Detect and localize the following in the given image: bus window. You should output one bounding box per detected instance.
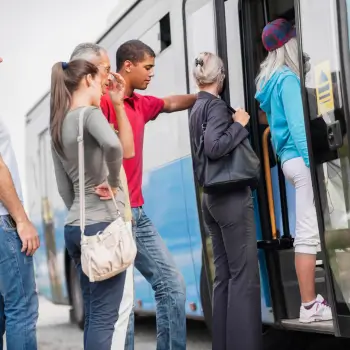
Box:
[224,0,246,108]
[299,0,350,319]
[38,129,63,303]
[184,0,216,93]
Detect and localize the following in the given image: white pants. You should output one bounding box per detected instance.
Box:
[282,157,321,254]
[111,221,134,349]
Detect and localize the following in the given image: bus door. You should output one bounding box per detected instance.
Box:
[183,0,219,327]
[209,0,299,326]
[215,0,341,335]
[296,0,350,337]
[215,0,306,326]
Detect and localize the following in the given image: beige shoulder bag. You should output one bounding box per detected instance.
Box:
[78,107,137,282]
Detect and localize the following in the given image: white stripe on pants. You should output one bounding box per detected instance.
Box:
[282,157,321,254]
[111,221,134,349]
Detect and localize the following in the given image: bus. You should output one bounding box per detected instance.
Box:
[25,0,350,345]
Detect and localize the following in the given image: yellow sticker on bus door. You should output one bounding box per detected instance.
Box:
[314,60,334,115]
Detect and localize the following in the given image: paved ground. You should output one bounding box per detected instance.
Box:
[4,297,350,349]
[5,297,212,350]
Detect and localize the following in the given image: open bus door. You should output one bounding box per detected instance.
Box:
[295,0,350,337]
[212,0,350,339]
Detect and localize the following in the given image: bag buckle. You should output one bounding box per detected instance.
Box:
[96,230,103,241]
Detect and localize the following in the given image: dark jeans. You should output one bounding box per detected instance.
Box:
[65,222,126,350]
[202,188,262,350]
[0,215,39,350]
[124,208,186,350]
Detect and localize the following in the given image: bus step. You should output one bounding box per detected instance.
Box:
[279,250,327,319]
[281,318,334,334]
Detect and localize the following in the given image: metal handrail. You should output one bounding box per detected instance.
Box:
[262,127,277,239]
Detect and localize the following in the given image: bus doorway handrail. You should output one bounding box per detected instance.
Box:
[262,127,277,239]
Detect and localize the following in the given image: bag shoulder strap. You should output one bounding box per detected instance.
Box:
[201,98,230,134]
[78,107,121,237]
[78,107,88,236]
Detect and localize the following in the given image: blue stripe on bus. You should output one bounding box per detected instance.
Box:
[34,155,297,322]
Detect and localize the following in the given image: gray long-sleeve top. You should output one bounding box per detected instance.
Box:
[51,106,126,226]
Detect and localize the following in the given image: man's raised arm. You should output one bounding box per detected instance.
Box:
[162,94,197,113]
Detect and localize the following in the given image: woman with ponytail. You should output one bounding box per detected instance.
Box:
[50,59,128,349]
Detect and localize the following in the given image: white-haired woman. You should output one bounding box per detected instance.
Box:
[255,18,332,323]
[189,52,262,350]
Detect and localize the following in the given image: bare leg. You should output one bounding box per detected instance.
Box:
[295,253,316,303]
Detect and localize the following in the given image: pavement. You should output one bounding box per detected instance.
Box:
[7,296,350,349]
[4,296,212,349]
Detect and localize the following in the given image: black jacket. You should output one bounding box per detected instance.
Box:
[189,91,249,163]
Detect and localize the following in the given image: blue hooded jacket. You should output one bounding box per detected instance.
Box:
[255,66,310,167]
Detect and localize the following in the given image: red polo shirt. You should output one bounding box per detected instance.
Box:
[100,93,164,207]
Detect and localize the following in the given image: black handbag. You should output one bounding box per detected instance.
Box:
[193,103,260,193]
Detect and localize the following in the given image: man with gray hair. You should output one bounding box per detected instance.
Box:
[69,43,135,350]
[70,42,103,61]
[70,43,112,94]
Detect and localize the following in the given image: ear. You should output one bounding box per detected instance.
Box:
[124,60,133,73]
[86,73,94,87]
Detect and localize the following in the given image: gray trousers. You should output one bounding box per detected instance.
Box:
[202,188,262,350]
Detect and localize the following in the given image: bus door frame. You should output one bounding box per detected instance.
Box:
[213,0,292,325]
[295,0,350,337]
[182,0,214,306]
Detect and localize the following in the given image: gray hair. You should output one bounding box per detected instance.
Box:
[256,37,300,90]
[70,42,105,62]
[193,52,225,87]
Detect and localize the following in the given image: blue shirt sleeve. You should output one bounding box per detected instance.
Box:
[280,75,310,167]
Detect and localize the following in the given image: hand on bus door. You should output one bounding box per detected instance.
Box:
[108,72,126,107]
[94,181,118,200]
[17,219,40,256]
[233,108,250,127]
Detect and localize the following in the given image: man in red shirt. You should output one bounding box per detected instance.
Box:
[100,40,196,350]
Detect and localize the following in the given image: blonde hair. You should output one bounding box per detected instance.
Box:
[193,52,225,87]
[256,37,300,90]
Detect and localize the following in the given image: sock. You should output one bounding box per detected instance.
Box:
[302,299,316,310]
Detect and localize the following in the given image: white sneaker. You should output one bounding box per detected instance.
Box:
[299,294,333,323]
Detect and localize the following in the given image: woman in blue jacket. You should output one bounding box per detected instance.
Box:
[255,18,332,323]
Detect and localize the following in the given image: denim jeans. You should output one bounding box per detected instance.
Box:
[65,222,126,350]
[124,208,186,350]
[0,215,39,350]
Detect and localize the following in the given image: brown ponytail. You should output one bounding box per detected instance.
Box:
[49,60,99,156]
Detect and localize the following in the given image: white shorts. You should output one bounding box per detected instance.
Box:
[111,221,134,349]
[282,157,321,255]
